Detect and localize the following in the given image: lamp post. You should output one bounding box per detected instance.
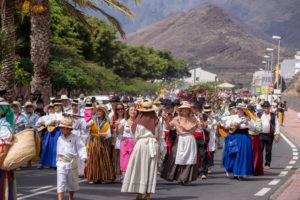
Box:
[272,35,281,89]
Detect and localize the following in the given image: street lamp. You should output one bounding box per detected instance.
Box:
[272,35,281,89]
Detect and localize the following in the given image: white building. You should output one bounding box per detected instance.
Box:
[251,70,272,95]
[281,51,300,80]
[184,67,218,84]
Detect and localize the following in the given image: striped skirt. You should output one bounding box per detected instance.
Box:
[0,170,16,200]
[86,136,115,182]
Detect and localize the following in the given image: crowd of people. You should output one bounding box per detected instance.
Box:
[0,89,287,200]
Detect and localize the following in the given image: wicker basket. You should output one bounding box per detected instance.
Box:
[1,129,36,171]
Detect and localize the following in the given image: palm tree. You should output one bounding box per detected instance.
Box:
[0,0,16,99]
[22,0,137,103]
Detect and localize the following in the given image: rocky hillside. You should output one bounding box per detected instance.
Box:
[126,5,290,86]
[283,72,300,96]
[95,0,300,48]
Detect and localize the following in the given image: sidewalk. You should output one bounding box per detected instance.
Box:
[275,109,300,200]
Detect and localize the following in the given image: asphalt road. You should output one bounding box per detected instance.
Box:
[16,132,299,200]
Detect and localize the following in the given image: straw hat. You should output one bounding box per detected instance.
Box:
[203,104,212,113]
[236,103,246,109]
[53,99,62,106]
[61,94,69,100]
[138,101,157,112]
[59,118,73,129]
[0,98,9,106]
[24,101,34,108]
[96,104,108,114]
[153,99,162,106]
[71,99,79,105]
[178,101,192,110]
[11,101,21,108]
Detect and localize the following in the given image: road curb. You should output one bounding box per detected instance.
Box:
[270,128,300,200]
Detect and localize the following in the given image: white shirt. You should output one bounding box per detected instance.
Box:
[224,114,255,131]
[56,132,87,172]
[260,113,280,135]
[120,119,134,138]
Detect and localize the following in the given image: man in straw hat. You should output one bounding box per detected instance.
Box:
[61,94,71,114]
[23,101,39,130]
[56,117,87,200]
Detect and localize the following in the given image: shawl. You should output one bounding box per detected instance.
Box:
[131,111,159,134]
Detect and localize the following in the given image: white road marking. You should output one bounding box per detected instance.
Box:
[280,133,297,149]
[17,193,23,197]
[293,156,298,160]
[293,152,299,156]
[18,179,87,199]
[289,160,296,165]
[285,165,293,170]
[254,188,271,196]
[30,185,53,192]
[292,148,298,152]
[268,179,281,186]
[279,171,289,177]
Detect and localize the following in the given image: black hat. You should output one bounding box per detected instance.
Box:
[164,100,175,109]
[193,101,202,110]
[33,90,42,95]
[173,99,181,106]
[229,102,236,109]
[262,101,271,108]
[110,96,120,103]
[36,99,44,105]
[247,104,255,113]
[0,89,7,96]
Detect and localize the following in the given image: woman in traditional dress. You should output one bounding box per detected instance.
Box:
[119,104,138,179]
[161,101,199,185]
[0,99,17,200]
[121,101,163,200]
[111,102,126,179]
[223,103,254,179]
[40,101,62,168]
[86,104,114,184]
[249,108,264,176]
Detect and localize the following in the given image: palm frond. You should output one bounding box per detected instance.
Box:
[101,0,135,18]
[61,0,126,38]
[60,0,92,28]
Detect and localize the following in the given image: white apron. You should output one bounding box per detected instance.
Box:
[175,133,197,165]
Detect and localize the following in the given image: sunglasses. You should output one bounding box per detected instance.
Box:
[117,108,124,111]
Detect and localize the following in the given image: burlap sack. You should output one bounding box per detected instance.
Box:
[1,129,36,171]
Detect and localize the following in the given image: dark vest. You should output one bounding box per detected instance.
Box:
[270,113,276,135]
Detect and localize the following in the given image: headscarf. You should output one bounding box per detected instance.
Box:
[131,111,159,134]
[0,104,15,130]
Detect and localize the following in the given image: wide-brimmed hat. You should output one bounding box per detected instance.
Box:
[203,104,212,113]
[0,98,9,106]
[96,104,108,114]
[236,103,246,109]
[59,118,73,129]
[11,101,21,108]
[24,101,34,108]
[153,99,162,106]
[138,101,157,112]
[178,101,192,110]
[71,99,79,105]
[53,99,62,106]
[61,94,69,100]
[262,101,271,108]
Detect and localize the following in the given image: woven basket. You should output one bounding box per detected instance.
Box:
[1,129,36,171]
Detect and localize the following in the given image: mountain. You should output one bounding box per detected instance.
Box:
[126,5,290,86]
[93,0,300,48]
[283,71,300,96]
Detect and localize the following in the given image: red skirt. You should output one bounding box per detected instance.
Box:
[251,135,264,176]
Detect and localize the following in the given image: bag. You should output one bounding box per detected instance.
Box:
[1,129,36,171]
[228,139,239,155]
